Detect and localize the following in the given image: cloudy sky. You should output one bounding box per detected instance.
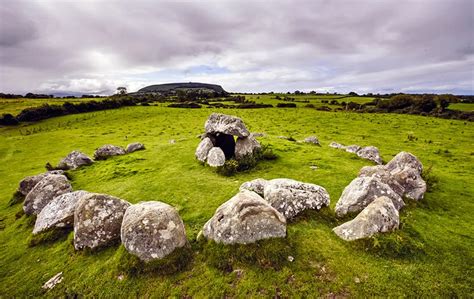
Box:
[0,0,473,95]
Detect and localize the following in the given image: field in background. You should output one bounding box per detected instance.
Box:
[0,105,472,297]
[0,98,106,115]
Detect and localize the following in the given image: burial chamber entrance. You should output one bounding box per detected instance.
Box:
[214,133,236,159]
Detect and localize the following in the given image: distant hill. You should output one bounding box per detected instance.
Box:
[136,82,227,95]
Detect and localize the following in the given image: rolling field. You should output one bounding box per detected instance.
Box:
[0,105,473,297]
[0,98,106,115]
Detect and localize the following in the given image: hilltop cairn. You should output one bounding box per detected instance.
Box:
[329,142,383,165]
[333,151,426,241]
[195,113,261,167]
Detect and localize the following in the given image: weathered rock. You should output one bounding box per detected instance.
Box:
[18,171,64,196]
[57,151,93,170]
[329,141,345,149]
[356,146,383,165]
[126,142,145,153]
[359,165,406,196]
[263,179,330,219]
[390,167,426,200]
[195,137,214,162]
[239,178,268,197]
[205,113,250,137]
[207,147,226,167]
[93,144,126,160]
[333,196,399,241]
[23,174,72,215]
[345,145,361,153]
[235,135,261,160]
[33,191,90,234]
[74,193,130,250]
[304,136,321,146]
[42,272,63,290]
[121,201,187,262]
[252,132,266,137]
[334,177,405,217]
[202,190,286,244]
[385,151,423,175]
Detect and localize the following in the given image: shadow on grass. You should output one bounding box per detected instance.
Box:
[27,228,71,247]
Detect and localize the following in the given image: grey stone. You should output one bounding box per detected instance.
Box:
[345,145,361,153]
[329,141,345,149]
[207,147,226,167]
[23,174,72,215]
[74,193,131,250]
[126,142,145,153]
[359,165,406,197]
[304,136,321,146]
[356,146,383,165]
[235,135,261,160]
[57,150,93,170]
[252,132,266,137]
[334,176,405,217]
[390,166,426,201]
[205,113,250,137]
[33,191,91,234]
[333,196,399,241]
[239,178,268,197]
[385,151,423,175]
[18,170,64,196]
[93,144,126,160]
[121,201,187,262]
[42,272,63,290]
[203,190,286,244]
[263,178,330,219]
[195,137,214,162]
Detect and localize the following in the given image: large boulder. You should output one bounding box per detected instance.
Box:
[74,193,131,250]
[235,135,261,160]
[239,178,268,197]
[93,144,126,160]
[18,170,64,196]
[356,146,383,165]
[33,191,91,234]
[202,190,286,244]
[121,201,187,262]
[195,137,214,162]
[204,113,250,138]
[304,136,320,146]
[334,177,405,217]
[207,147,226,167]
[126,142,145,153]
[263,179,330,219]
[333,196,399,241]
[345,145,361,153]
[385,151,423,174]
[23,174,72,215]
[390,167,426,200]
[57,150,93,170]
[359,165,406,197]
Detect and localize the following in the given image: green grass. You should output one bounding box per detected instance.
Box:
[0,98,108,115]
[0,105,473,296]
[448,102,474,111]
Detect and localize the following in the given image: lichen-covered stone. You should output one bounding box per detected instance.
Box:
[33,190,91,234]
[202,190,286,244]
[333,196,399,241]
[93,144,126,160]
[23,174,72,215]
[263,178,330,219]
[121,201,187,262]
[195,137,214,162]
[207,147,226,167]
[239,178,268,197]
[385,151,423,175]
[235,135,261,160]
[356,146,383,165]
[74,193,130,250]
[126,142,145,153]
[304,136,320,146]
[205,113,250,137]
[18,171,65,196]
[57,150,93,170]
[329,141,345,149]
[335,177,405,217]
[345,145,361,153]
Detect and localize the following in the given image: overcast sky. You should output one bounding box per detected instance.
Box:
[0,0,473,95]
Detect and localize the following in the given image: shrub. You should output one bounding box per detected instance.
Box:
[168,102,201,108]
[216,145,277,176]
[277,103,297,108]
[0,113,19,126]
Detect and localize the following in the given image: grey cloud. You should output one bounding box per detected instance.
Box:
[0,0,472,94]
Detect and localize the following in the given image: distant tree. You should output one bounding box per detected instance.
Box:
[117,87,127,95]
[348,91,358,96]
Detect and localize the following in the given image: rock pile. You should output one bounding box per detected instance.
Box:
[333,151,426,241]
[330,142,383,164]
[195,113,261,167]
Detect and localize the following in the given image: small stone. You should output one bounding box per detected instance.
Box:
[57,150,93,170]
[42,272,63,290]
[93,144,126,160]
[126,142,145,153]
[288,256,295,262]
[304,136,320,146]
[207,147,226,167]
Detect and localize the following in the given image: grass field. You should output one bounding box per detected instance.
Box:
[448,102,474,111]
[0,105,473,297]
[0,98,106,115]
